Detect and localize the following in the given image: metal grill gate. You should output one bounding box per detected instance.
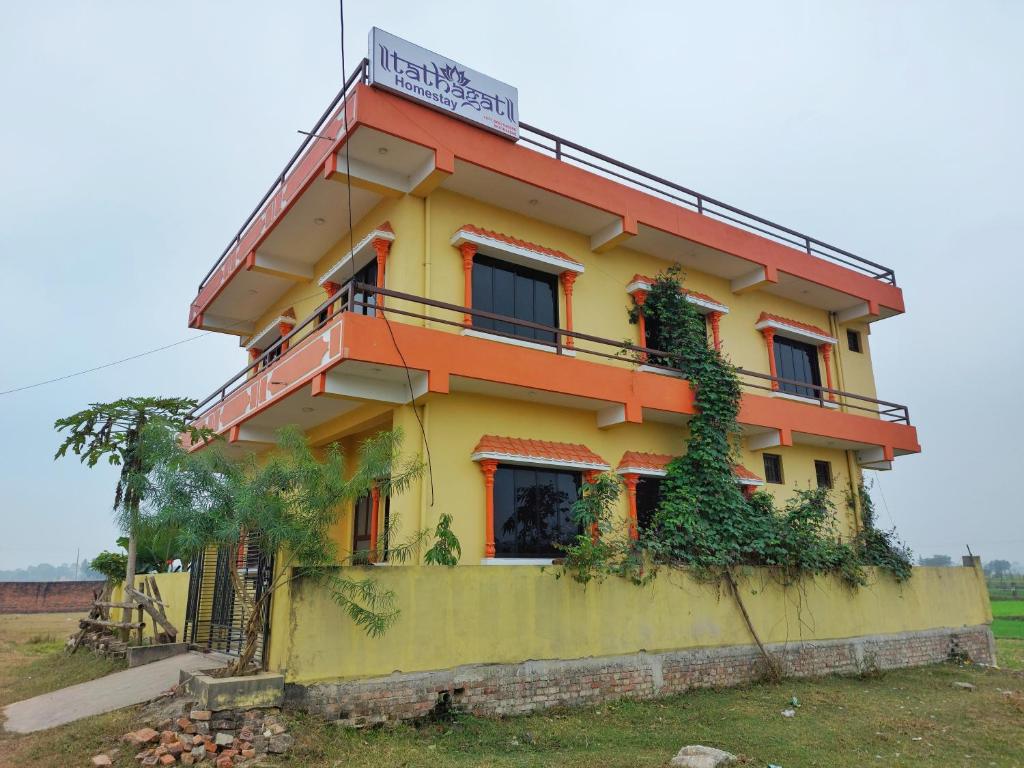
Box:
[184,536,274,667]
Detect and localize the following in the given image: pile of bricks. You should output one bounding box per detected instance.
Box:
[92,707,293,766]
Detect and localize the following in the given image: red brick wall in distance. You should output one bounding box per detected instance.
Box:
[0,581,105,613]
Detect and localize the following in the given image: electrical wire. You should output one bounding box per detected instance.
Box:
[338,0,435,506]
[0,333,214,397]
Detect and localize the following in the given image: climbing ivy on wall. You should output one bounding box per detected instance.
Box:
[561,266,912,587]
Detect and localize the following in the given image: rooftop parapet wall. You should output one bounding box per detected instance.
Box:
[269,564,991,684]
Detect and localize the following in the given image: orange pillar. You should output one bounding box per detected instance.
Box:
[460,243,476,325]
[323,281,341,318]
[708,311,722,351]
[583,469,599,543]
[622,472,640,540]
[278,320,295,353]
[631,290,648,361]
[480,459,497,557]
[820,343,836,401]
[560,271,577,349]
[372,238,390,307]
[762,328,778,390]
[369,485,381,562]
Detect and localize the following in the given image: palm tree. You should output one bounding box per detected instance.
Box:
[144,424,425,675]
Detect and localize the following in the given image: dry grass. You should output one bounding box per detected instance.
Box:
[0,612,82,646]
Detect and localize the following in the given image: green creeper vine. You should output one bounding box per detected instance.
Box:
[561,266,912,588]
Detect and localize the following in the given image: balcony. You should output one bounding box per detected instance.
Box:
[188,283,919,471]
[188,61,905,338]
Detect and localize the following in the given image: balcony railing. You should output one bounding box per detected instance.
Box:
[190,283,911,426]
[194,61,896,303]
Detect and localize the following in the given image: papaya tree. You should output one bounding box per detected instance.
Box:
[54,397,207,629]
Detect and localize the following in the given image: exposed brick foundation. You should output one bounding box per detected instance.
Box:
[286,625,995,722]
[0,581,105,613]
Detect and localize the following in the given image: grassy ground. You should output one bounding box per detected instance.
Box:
[282,662,1024,768]
[1,614,1023,767]
[991,600,1024,642]
[999,638,1024,670]
[0,613,123,707]
[0,613,135,766]
[990,600,1024,617]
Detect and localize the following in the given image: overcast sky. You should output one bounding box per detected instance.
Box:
[1,1,1021,571]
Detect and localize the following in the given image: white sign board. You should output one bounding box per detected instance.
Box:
[368,28,519,140]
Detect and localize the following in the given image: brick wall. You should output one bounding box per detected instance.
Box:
[0,581,105,613]
[286,625,995,723]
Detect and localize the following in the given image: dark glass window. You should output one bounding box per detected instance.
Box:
[260,341,283,370]
[763,453,784,484]
[317,307,329,327]
[493,465,581,557]
[635,477,662,533]
[347,259,378,317]
[773,336,821,398]
[847,329,862,353]
[352,493,372,553]
[351,493,391,561]
[472,255,558,343]
[814,460,833,489]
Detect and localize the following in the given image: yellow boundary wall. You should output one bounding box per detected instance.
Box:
[270,564,991,684]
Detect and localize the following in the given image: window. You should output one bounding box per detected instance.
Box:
[773,336,821,398]
[260,341,283,370]
[763,453,784,484]
[847,329,862,353]
[348,259,379,317]
[814,460,833,489]
[472,254,558,343]
[317,307,329,327]
[635,477,662,533]
[493,464,581,557]
[351,494,391,562]
[352,493,372,553]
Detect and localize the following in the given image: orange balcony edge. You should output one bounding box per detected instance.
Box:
[186,312,919,459]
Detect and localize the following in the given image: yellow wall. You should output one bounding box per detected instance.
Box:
[273,564,991,684]
[375,392,864,563]
[227,165,895,566]
[240,186,883,419]
[112,572,191,642]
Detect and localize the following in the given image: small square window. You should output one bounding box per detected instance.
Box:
[763,454,783,484]
[847,329,862,353]
[814,460,833,489]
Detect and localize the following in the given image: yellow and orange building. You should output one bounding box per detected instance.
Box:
[180,33,990,714]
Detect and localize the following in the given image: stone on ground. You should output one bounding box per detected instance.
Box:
[670,744,737,767]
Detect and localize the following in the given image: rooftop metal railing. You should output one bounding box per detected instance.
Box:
[193,63,896,302]
[190,283,910,426]
[517,124,896,284]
